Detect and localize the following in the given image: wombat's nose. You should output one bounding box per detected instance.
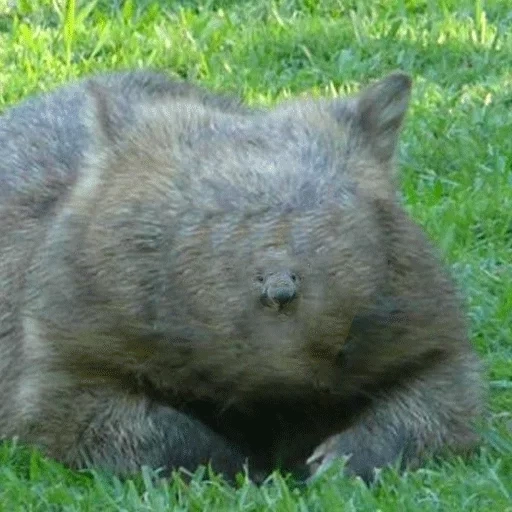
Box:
[269,286,296,306]
[261,272,298,309]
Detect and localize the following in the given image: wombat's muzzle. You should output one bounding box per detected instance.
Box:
[260,272,298,310]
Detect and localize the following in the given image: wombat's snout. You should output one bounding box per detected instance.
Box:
[260,272,298,309]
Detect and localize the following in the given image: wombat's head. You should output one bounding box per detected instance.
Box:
[58,71,412,402]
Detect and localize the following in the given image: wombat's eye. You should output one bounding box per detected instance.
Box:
[290,273,297,282]
[255,273,264,283]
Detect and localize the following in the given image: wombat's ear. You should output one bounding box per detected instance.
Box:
[350,71,412,163]
[83,79,123,151]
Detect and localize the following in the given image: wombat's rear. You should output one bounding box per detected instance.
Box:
[0,69,483,482]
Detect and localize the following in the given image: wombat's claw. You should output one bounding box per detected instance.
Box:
[306,436,343,481]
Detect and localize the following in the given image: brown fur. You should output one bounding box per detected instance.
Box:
[0,69,484,483]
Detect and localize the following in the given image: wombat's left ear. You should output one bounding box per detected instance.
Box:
[348,72,412,163]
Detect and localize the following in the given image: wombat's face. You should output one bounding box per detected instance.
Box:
[76,72,412,401]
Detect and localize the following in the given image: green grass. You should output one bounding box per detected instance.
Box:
[0,0,511,509]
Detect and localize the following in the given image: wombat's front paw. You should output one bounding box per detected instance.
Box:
[306,434,350,480]
[306,429,404,484]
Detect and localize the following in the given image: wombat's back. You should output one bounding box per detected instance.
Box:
[0,70,246,215]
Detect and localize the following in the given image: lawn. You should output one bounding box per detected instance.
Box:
[0,0,511,510]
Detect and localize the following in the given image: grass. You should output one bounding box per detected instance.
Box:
[0,0,511,509]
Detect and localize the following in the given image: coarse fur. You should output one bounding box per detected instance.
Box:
[0,69,484,483]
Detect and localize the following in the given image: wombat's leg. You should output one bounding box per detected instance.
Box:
[35,391,255,481]
[307,356,483,483]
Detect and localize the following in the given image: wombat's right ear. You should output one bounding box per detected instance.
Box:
[83,80,122,151]
[60,82,120,212]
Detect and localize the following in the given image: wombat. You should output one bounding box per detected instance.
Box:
[0,69,484,483]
